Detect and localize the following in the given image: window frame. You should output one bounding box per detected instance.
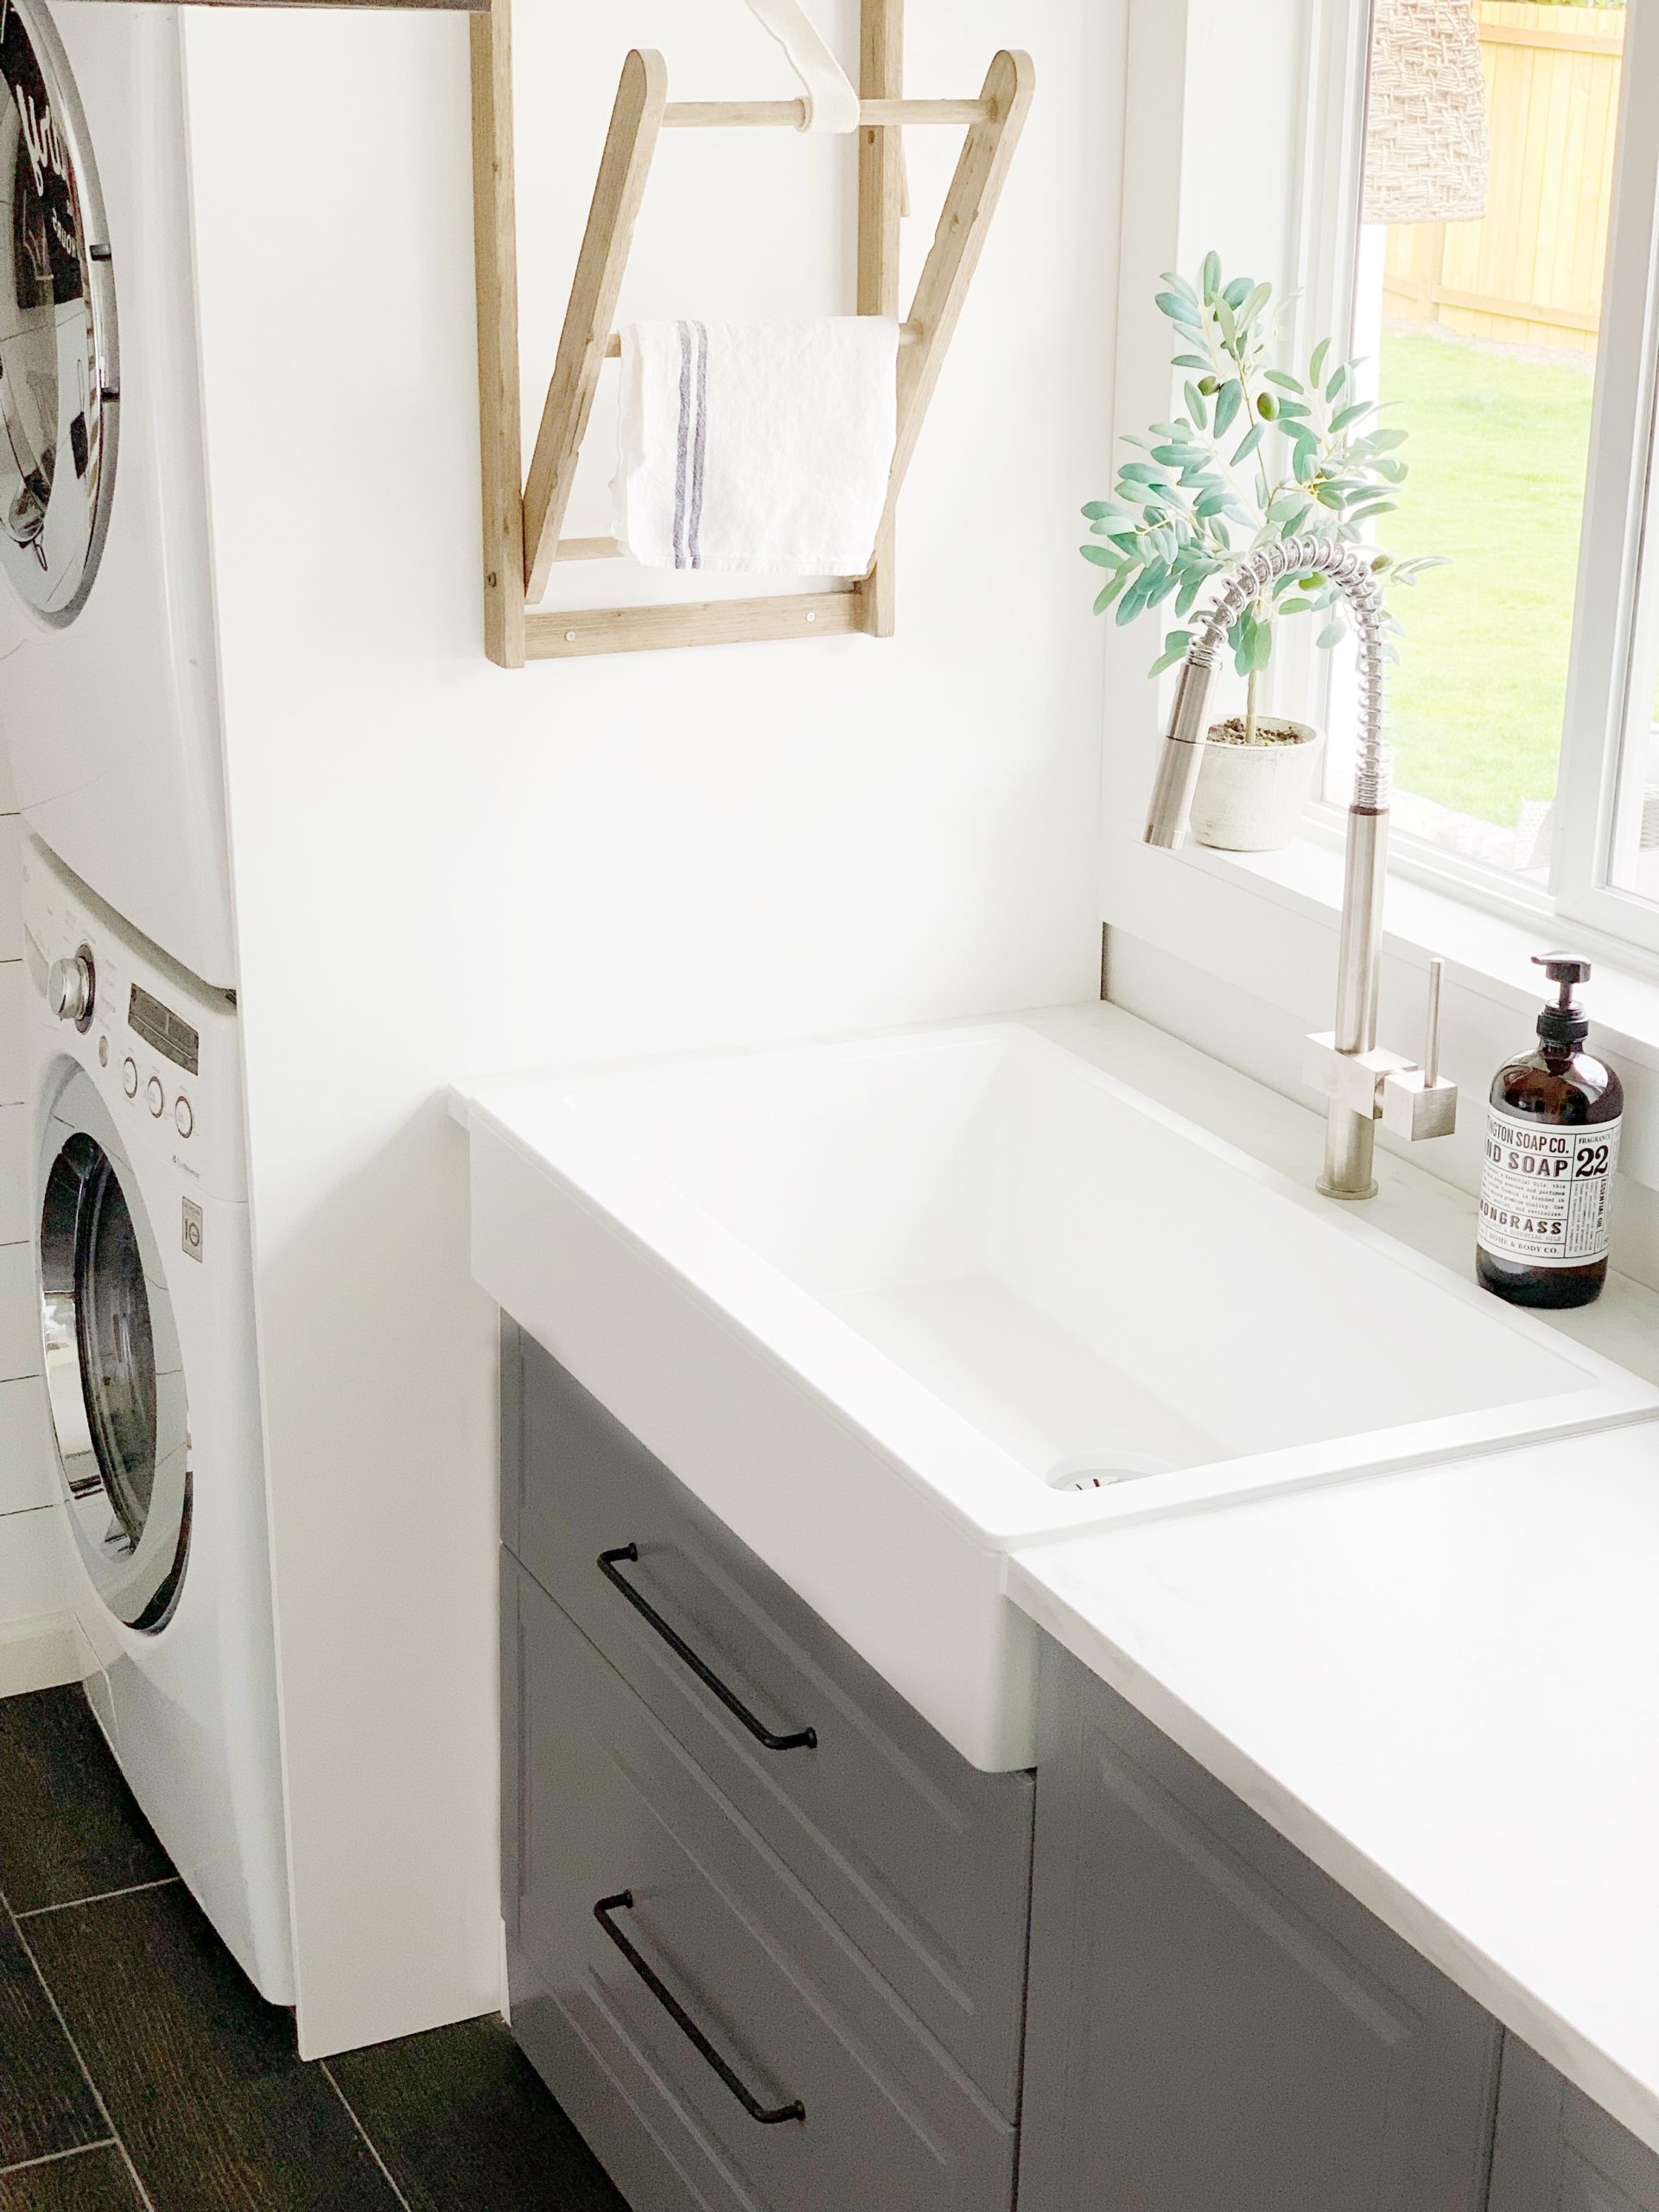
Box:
[1100,0,1659,1006]
[1549,0,1659,955]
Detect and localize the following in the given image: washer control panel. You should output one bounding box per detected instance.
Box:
[124,985,199,1141]
[22,841,239,1200]
[114,1045,193,1141]
[129,983,199,1076]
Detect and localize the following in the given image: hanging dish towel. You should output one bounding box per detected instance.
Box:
[613,318,900,576]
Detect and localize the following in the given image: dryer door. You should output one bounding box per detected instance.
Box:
[0,0,118,626]
[39,1070,188,1631]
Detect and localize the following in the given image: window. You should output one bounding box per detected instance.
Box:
[1336,0,1659,957]
[1097,0,1659,1008]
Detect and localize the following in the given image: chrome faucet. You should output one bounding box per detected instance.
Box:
[1141,532,1456,1199]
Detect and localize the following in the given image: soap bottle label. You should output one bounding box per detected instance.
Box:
[1478,1109,1622,1268]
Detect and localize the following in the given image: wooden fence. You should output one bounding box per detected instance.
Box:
[1382,1,1624,354]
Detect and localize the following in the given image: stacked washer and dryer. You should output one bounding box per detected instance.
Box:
[1,0,292,2001]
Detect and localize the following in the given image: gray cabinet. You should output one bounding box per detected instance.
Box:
[505,1557,1017,2212]
[506,1334,1034,2112]
[1489,2037,1659,2212]
[500,1328,1032,2212]
[1020,1639,1503,2212]
[505,1328,1608,2212]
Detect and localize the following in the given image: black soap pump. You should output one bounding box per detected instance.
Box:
[1476,955,1624,1309]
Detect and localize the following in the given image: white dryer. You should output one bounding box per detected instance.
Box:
[22,836,291,2002]
[0,0,234,989]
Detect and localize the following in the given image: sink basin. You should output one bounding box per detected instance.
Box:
[464,1022,1656,1767]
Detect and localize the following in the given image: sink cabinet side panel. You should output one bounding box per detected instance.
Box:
[1490,2037,1659,2212]
[500,1315,523,1942]
[1010,1637,1092,2212]
[1018,1639,1503,2212]
[500,1313,524,1564]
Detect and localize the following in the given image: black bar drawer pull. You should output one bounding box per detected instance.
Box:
[597,1546,817,1752]
[594,1891,807,2126]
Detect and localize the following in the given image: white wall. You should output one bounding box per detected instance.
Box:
[0,745,71,1695]
[180,1,1124,2056]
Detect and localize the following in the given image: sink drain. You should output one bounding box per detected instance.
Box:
[1046,1451,1175,1493]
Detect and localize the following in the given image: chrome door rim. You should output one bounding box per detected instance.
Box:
[0,0,118,626]
[39,1066,189,1631]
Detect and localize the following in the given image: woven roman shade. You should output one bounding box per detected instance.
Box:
[1363,0,1491,226]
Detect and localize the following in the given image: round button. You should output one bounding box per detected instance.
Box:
[122,1058,137,1098]
[145,1076,164,1118]
[175,1096,194,1141]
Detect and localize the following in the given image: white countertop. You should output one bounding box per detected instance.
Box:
[1010,1003,1659,2156]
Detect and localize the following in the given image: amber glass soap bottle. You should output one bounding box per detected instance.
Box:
[1477,956,1623,1310]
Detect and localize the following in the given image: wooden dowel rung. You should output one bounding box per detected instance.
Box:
[554,537,624,563]
[601,320,922,359]
[662,97,990,128]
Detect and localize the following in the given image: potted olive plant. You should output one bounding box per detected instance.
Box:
[1082,255,1440,851]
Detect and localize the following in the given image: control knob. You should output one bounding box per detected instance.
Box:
[48,950,94,1029]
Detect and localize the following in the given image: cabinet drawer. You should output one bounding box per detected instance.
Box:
[504,1556,1017,2212]
[505,1330,1033,2115]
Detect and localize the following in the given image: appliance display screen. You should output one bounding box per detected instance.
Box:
[128,985,198,1077]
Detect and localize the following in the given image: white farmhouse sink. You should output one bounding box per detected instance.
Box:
[464,1023,1656,1768]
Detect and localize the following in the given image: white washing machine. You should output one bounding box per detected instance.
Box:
[0,0,234,989]
[22,836,291,2003]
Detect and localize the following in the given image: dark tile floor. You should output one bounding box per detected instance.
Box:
[0,1687,628,2211]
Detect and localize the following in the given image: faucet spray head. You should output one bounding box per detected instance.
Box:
[1142,657,1218,849]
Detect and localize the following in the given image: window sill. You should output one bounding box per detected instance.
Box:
[1159,830,1659,1077]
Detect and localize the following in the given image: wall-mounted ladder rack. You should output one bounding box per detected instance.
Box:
[470,0,1033,667]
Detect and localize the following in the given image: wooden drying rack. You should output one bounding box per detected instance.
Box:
[470,0,1033,667]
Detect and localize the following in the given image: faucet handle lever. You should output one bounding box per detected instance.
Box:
[1376,955,1457,1142]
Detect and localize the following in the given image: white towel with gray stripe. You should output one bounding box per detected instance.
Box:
[613,318,900,576]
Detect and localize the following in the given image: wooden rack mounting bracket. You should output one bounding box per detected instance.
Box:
[470,0,1033,667]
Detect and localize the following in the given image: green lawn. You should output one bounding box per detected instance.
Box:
[1376,327,1595,827]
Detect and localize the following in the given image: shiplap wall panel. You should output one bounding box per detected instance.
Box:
[0,791,63,1667]
[0,1244,39,1384]
[0,962,23,1110]
[0,819,20,953]
[0,1510,64,1631]
[0,1380,54,1516]
[0,1104,27,1245]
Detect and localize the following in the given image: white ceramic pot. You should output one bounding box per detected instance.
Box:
[1188,718,1323,853]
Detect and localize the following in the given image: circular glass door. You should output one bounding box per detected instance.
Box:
[0,0,117,626]
[39,1073,188,1631]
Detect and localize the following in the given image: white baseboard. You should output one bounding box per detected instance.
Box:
[0,1611,79,1698]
